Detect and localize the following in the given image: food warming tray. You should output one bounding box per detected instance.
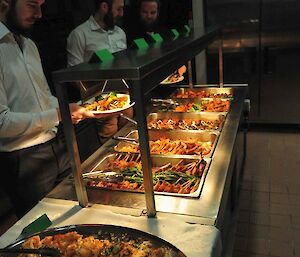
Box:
[5,224,186,257]
[147,112,226,132]
[84,153,211,198]
[171,87,234,99]
[151,98,230,113]
[114,130,219,158]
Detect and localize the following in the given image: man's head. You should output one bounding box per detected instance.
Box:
[5,0,44,35]
[94,0,124,30]
[138,0,160,29]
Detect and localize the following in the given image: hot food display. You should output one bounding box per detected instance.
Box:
[84,153,209,197]
[154,98,230,113]
[147,113,225,131]
[114,130,218,157]
[7,225,186,257]
[172,87,233,99]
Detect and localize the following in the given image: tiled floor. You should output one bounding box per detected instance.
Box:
[233,128,300,257]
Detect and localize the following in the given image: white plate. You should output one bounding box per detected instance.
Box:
[160,75,184,85]
[83,93,135,114]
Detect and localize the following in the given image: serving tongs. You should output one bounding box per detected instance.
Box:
[113,136,139,145]
[151,98,179,107]
[119,113,137,126]
[0,247,61,257]
[83,171,124,183]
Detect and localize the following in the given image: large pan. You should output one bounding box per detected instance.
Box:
[5,224,186,257]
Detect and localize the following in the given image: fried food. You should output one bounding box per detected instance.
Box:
[22,231,170,257]
[82,92,129,112]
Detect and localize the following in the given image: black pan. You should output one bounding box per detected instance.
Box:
[5,224,186,257]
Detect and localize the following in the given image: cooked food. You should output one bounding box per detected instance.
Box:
[148,117,223,131]
[22,231,170,257]
[161,72,183,84]
[158,99,230,113]
[116,137,213,156]
[86,153,206,194]
[82,92,129,112]
[202,99,230,112]
[174,89,233,99]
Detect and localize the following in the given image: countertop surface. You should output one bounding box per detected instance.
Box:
[0,198,221,257]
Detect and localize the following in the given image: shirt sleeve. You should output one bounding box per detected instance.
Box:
[0,79,59,138]
[67,29,85,67]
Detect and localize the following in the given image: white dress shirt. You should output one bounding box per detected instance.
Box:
[67,16,127,66]
[0,22,59,152]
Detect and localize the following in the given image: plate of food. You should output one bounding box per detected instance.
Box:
[5,224,186,257]
[160,66,186,85]
[82,92,135,114]
[160,74,184,85]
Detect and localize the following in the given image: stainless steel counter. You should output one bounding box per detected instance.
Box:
[48,86,248,226]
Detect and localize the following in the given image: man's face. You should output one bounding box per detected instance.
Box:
[140,1,158,26]
[103,0,123,30]
[6,0,44,34]
[111,0,124,22]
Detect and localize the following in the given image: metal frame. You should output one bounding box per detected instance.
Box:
[53,26,220,217]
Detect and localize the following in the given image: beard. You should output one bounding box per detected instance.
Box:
[5,1,32,36]
[103,10,115,30]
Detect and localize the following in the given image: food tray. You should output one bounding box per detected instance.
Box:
[152,98,231,113]
[6,224,186,257]
[171,87,234,99]
[84,153,211,198]
[114,130,219,158]
[147,112,226,132]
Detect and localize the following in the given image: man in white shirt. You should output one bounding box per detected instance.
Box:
[67,0,133,144]
[67,0,127,66]
[0,0,104,218]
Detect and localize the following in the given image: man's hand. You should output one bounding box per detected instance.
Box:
[70,103,113,124]
[57,103,112,124]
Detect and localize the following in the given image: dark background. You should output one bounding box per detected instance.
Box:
[31,0,192,95]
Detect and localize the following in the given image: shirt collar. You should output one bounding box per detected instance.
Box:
[0,22,11,41]
[88,15,117,33]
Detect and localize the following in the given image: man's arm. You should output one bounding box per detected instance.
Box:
[0,86,59,138]
[67,29,85,67]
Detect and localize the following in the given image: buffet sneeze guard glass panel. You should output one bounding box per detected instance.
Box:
[52,26,220,217]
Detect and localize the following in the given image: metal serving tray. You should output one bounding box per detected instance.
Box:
[151,98,230,113]
[147,112,226,132]
[84,153,211,198]
[171,87,234,99]
[114,130,219,158]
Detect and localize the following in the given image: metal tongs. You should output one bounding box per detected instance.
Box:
[0,247,61,256]
[119,113,137,126]
[151,98,179,106]
[113,136,139,145]
[82,171,124,183]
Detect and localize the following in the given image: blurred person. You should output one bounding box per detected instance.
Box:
[126,0,167,45]
[67,0,133,144]
[0,0,106,218]
[67,0,127,66]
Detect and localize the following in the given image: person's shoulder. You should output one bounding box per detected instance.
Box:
[114,26,126,37]
[69,19,90,36]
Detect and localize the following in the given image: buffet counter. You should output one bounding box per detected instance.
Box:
[0,198,222,257]
[47,86,248,225]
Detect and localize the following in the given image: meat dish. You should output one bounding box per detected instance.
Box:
[85,153,207,195]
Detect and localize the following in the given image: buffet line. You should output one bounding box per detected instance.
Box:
[81,87,233,199]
